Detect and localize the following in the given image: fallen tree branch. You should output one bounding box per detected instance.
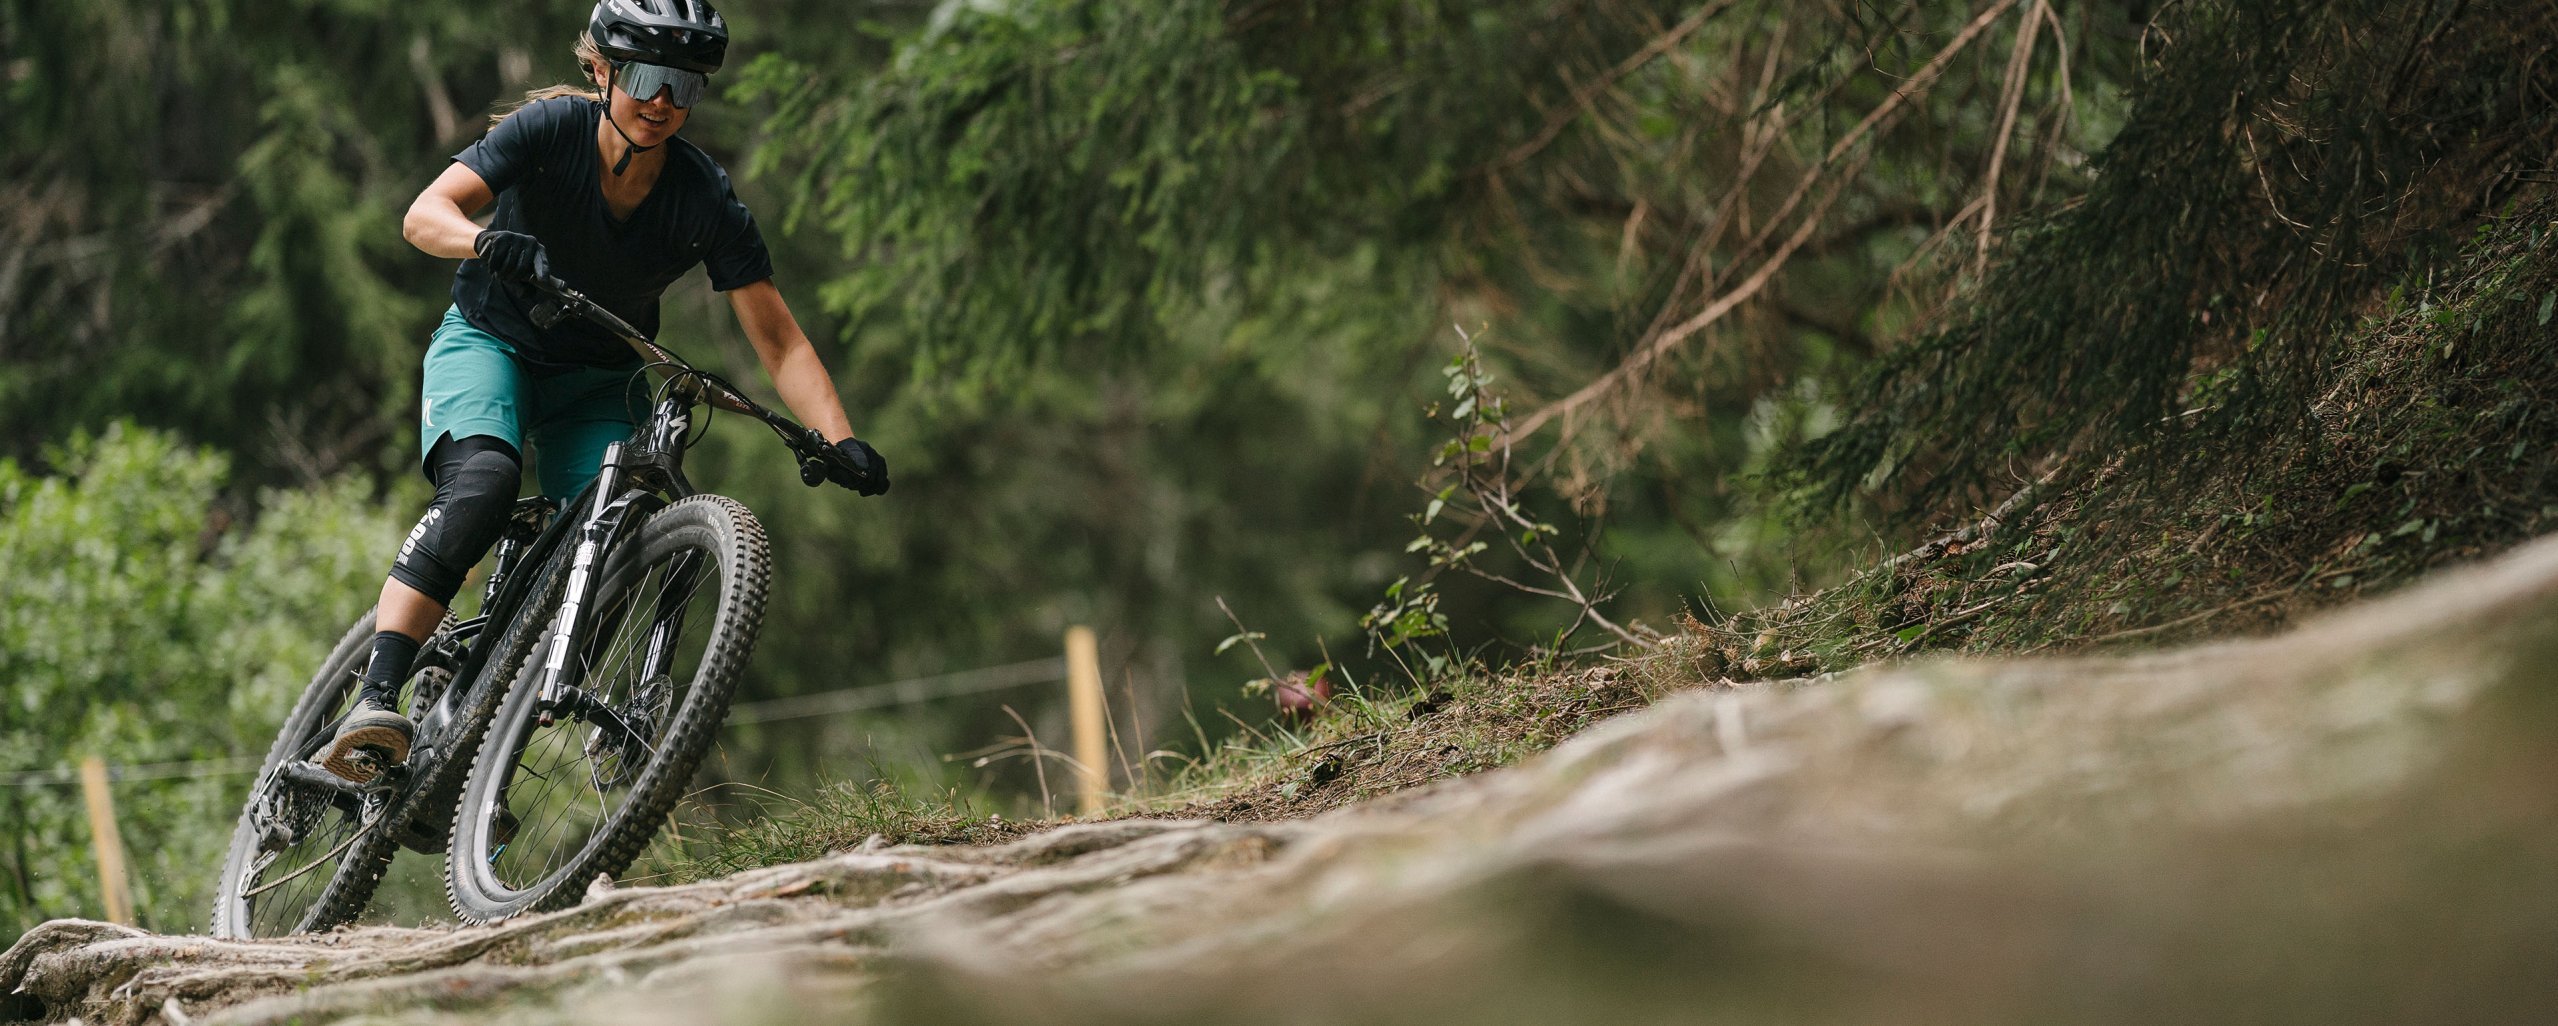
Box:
[2061,587,2299,648]
[1883,463,2064,570]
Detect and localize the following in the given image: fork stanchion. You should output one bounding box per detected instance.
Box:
[1065,626,1108,816]
[79,755,134,924]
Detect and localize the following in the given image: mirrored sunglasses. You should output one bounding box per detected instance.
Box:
[613,61,708,109]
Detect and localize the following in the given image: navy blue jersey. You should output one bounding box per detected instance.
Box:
[449,96,773,373]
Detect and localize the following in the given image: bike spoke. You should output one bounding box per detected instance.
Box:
[245,801,383,898]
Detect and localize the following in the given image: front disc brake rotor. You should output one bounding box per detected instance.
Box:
[585,674,672,792]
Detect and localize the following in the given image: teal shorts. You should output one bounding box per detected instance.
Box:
[418,306,650,501]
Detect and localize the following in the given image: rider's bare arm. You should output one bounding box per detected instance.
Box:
[404,164,498,260]
[727,279,858,444]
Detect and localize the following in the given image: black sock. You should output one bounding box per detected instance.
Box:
[358,631,422,709]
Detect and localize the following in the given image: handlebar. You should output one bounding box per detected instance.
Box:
[521,274,862,490]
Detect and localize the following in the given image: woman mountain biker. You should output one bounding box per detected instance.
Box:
[321,0,887,779]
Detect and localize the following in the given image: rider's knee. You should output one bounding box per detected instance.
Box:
[389,436,523,606]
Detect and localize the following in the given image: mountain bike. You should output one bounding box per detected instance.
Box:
[211,276,867,937]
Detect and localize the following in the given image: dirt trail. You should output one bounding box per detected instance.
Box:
[12,538,2558,1024]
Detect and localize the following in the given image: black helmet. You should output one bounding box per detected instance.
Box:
[589,0,728,75]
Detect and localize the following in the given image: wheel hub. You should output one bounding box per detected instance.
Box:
[585,673,672,791]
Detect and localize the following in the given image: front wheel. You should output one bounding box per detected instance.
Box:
[444,495,770,922]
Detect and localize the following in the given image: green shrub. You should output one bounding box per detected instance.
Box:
[0,424,415,934]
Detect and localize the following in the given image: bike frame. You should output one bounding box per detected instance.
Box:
[271,276,828,817]
[231,274,854,933]
[273,490,575,816]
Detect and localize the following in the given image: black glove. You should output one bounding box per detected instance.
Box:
[474,229,550,281]
[830,436,890,496]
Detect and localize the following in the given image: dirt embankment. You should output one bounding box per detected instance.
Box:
[13,536,2558,1024]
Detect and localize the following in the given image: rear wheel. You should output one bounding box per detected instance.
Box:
[210,613,403,939]
[444,495,769,922]
[212,545,570,937]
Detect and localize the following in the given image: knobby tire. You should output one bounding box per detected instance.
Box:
[443,495,769,923]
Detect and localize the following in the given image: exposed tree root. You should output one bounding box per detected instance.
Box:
[14,536,2558,1024]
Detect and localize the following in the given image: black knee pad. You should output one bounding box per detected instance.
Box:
[388,436,523,606]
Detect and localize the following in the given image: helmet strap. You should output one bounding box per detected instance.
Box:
[599,66,660,176]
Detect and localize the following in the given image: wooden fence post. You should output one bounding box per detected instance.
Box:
[78,756,134,925]
[1064,626,1108,816]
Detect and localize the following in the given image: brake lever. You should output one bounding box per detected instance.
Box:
[793,428,835,488]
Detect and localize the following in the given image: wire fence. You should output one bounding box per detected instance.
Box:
[0,756,267,789]
[1,656,1069,789]
[722,656,1066,726]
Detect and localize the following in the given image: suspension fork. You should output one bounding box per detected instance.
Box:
[535,443,630,722]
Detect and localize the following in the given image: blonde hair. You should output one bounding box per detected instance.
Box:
[489,36,609,126]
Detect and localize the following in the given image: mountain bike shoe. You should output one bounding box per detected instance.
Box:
[320,699,414,783]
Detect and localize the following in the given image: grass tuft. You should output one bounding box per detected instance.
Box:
[641,779,1025,885]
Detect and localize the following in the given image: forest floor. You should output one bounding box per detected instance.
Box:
[12,530,2558,1024]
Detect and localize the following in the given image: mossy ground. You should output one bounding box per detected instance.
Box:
[639,780,1028,884]
[1127,644,1720,823]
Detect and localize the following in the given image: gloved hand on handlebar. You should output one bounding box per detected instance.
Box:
[825,435,890,496]
[475,229,551,282]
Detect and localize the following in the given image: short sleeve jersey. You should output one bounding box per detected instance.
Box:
[449,96,774,373]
